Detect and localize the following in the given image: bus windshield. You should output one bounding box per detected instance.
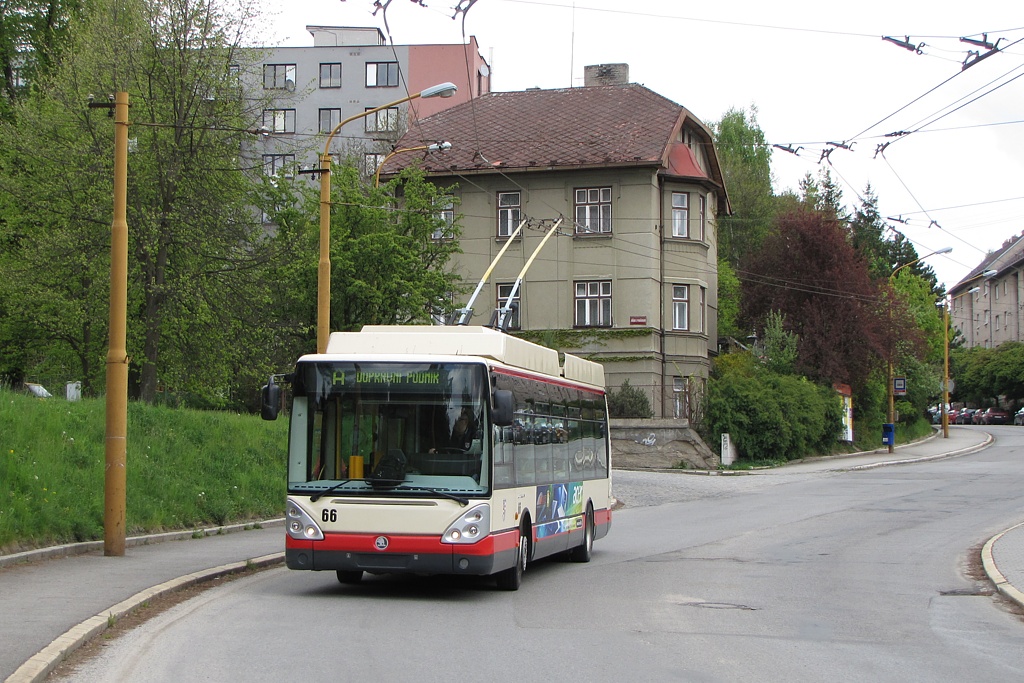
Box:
[287,361,490,496]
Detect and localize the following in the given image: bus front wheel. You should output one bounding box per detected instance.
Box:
[496,526,529,591]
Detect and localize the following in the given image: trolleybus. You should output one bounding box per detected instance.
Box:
[261,325,611,590]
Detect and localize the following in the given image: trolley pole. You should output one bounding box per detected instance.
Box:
[104,92,130,556]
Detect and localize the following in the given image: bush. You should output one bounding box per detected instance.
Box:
[702,354,842,461]
[607,379,654,418]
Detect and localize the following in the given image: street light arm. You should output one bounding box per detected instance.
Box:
[373,141,452,187]
[890,246,953,281]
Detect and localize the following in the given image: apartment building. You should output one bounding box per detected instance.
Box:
[246,26,490,176]
[950,232,1024,348]
[380,65,729,419]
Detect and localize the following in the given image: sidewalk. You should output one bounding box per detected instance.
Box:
[1,426,1020,683]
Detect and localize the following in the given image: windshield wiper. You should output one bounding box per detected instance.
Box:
[395,485,470,506]
[310,479,355,503]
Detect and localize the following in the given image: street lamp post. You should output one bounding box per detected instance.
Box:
[373,141,451,187]
[887,246,952,453]
[317,82,457,353]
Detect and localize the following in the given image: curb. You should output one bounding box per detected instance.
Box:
[981,522,1024,610]
[4,552,285,683]
[0,518,284,570]
[842,433,994,471]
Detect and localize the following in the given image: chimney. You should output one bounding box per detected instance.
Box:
[584,63,629,87]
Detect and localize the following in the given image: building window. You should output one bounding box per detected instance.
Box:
[497,283,521,330]
[575,281,612,327]
[262,109,295,134]
[263,64,295,89]
[319,63,342,88]
[497,192,521,238]
[363,153,385,176]
[262,154,295,177]
[698,195,707,241]
[364,107,399,133]
[433,200,455,240]
[672,192,688,237]
[673,377,686,419]
[699,286,706,333]
[673,285,689,330]
[574,187,612,234]
[319,108,342,134]
[365,61,399,87]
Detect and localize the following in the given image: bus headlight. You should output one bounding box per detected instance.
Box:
[442,504,490,545]
[286,497,324,541]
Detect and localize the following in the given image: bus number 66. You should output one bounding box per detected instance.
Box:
[322,509,337,523]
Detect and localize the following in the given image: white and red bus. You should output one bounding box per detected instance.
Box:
[261,325,611,590]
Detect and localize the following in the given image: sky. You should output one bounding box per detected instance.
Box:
[258,0,1024,292]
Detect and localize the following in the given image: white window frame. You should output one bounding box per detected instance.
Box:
[497,283,521,330]
[365,61,399,87]
[575,280,612,328]
[672,192,689,238]
[262,154,295,178]
[673,285,689,330]
[699,286,706,333]
[319,108,342,134]
[364,107,399,133]
[319,63,342,88]
[263,64,295,90]
[497,192,521,238]
[433,200,455,240]
[263,109,295,134]
[698,195,707,242]
[574,187,612,234]
[363,153,385,177]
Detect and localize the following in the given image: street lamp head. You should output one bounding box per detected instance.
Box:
[934,247,953,255]
[419,82,458,99]
[968,286,981,294]
[983,269,998,277]
[428,141,453,152]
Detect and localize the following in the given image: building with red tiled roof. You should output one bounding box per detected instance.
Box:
[383,70,729,419]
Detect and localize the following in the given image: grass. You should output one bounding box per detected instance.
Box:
[0,387,288,554]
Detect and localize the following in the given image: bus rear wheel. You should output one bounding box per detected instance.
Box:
[569,505,594,563]
[496,526,529,591]
[336,570,363,584]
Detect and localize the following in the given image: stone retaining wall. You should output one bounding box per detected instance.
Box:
[610,418,718,470]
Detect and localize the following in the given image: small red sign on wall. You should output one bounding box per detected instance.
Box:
[629,316,647,325]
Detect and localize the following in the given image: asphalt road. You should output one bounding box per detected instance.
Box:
[55,427,1024,682]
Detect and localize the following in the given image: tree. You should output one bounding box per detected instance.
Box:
[263,162,465,345]
[711,106,775,264]
[0,0,279,405]
[0,1,85,121]
[739,206,887,390]
[849,186,938,290]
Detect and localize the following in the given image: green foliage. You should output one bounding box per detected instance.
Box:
[759,310,798,374]
[716,258,743,338]
[607,378,653,419]
[711,106,775,264]
[952,342,1024,404]
[0,387,286,552]
[702,353,843,461]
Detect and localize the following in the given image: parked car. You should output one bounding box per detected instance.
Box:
[981,407,1011,425]
[972,409,987,425]
[956,409,977,425]
[947,408,960,424]
[1014,408,1024,426]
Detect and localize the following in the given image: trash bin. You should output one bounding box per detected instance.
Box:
[882,423,895,446]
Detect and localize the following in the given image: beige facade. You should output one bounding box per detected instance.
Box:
[417,135,720,417]
[950,233,1024,349]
